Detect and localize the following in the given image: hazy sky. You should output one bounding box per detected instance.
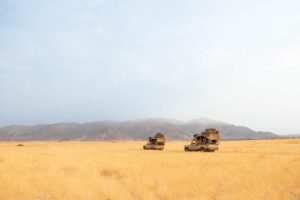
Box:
[1,0,300,134]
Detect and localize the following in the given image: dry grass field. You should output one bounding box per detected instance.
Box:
[0,139,300,200]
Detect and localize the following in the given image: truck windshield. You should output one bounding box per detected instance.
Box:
[210,140,218,144]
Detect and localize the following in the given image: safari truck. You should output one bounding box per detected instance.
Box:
[143,133,165,150]
[184,128,220,152]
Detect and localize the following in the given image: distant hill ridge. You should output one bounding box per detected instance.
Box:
[0,118,279,141]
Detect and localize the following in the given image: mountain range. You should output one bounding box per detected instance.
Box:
[0,118,282,141]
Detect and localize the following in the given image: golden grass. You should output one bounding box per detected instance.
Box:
[0,139,300,200]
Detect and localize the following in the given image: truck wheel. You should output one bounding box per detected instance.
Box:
[184,147,189,152]
[200,147,205,152]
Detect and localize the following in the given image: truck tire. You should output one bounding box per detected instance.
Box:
[200,147,205,152]
[184,147,189,152]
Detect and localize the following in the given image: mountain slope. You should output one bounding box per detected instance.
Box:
[0,118,278,141]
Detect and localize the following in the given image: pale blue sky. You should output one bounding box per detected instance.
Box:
[1,0,300,134]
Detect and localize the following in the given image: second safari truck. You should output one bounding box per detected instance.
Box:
[184,128,220,152]
[143,133,165,150]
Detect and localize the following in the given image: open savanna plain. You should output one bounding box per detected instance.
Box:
[0,139,300,200]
